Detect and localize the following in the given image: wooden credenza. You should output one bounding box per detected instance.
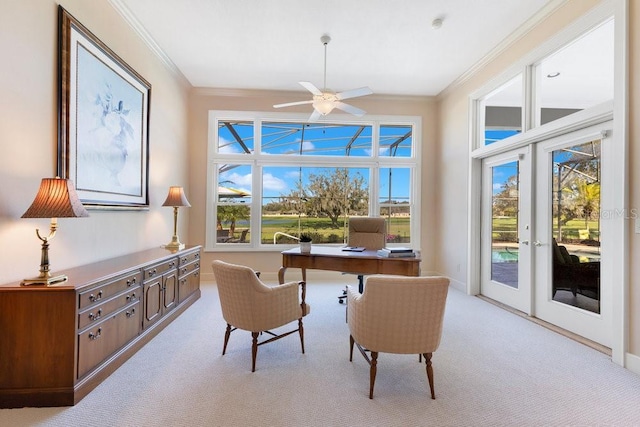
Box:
[0,245,201,408]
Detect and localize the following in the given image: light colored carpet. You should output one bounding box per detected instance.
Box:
[2,281,640,427]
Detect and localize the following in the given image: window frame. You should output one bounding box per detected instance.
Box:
[206,111,421,252]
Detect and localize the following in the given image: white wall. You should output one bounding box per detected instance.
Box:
[0,0,191,284]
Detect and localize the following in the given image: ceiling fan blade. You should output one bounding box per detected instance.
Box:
[334,101,366,117]
[336,86,373,101]
[299,81,323,96]
[273,100,314,108]
[308,109,322,122]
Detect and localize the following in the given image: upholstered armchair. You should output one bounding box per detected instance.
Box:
[347,275,449,399]
[211,260,310,372]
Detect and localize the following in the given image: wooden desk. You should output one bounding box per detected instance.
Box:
[279,246,420,284]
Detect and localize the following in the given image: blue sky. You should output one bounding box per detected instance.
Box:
[218,122,413,203]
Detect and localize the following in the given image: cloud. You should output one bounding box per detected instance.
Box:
[218,137,241,154]
[285,170,301,179]
[263,173,287,191]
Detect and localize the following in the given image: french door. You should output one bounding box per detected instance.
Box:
[533,123,611,346]
[480,147,532,314]
[481,122,611,346]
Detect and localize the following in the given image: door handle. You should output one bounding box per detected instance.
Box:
[520,240,529,245]
[533,241,543,247]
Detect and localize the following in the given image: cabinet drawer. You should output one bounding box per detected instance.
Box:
[179,268,200,303]
[178,259,200,278]
[79,271,142,309]
[77,301,141,379]
[179,249,200,267]
[143,259,178,282]
[78,285,141,329]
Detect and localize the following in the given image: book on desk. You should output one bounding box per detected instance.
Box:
[377,247,416,258]
[342,246,366,252]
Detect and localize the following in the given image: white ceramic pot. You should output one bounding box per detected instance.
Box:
[300,241,312,253]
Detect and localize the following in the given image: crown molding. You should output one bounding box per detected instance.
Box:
[108,0,191,88]
[438,0,567,100]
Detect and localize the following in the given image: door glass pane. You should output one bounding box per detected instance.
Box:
[535,20,614,127]
[491,161,519,288]
[551,140,601,313]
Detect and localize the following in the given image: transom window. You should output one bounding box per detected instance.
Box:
[475,18,614,149]
[206,112,421,251]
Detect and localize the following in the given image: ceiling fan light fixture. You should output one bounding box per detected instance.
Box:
[273,34,372,118]
[312,99,335,115]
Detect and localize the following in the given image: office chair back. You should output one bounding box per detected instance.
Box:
[348,217,386,249]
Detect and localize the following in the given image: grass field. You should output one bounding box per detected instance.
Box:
[492,217,600,242]
[254,215,411,244]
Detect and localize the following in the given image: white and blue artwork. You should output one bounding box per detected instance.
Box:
[75,45,144,197]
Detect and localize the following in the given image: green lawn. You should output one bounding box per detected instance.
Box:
[492,217,600,242]
[258,215,411,244]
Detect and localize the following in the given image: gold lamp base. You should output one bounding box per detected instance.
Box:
[21,274,68,286]
[164,240,185,251]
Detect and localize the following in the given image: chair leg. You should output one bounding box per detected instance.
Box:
[369,351,378,399]
[223,323,232,355]
[424,352,435,399]
[251,332,259,372]
[349,335,355,361]
[298,319,305,354]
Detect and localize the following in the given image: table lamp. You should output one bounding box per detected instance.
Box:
[162,186,191,250]
[21,177,89,286]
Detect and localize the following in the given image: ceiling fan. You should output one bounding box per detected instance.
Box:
[273,35,373,121]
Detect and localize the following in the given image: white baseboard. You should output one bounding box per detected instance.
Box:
[624,352,640,375]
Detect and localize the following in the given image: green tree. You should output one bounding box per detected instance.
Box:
[217,204,250,237]
[281,168,368,229]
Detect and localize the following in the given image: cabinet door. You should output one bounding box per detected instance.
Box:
[179,268,200,303]
[143,279,163,328]
[163,271,178,312]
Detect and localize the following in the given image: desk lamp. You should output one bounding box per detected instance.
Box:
[21,177,89,286]
[162,186,191,250]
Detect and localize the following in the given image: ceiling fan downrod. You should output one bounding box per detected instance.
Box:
[321,34,331,91]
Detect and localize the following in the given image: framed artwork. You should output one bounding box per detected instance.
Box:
[57,6,151,209]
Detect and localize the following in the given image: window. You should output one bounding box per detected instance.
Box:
[207,112,421,251]
[482,74,523,146]
[474,18,614,149]
[534,19,614,127]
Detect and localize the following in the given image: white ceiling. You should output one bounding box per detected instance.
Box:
[112,0,555,97]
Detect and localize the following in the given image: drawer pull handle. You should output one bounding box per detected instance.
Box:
[89,328,102,340]
[148,269,157,277]
[169,261,176,268]
[89,291,103,302]
[88,309,102,321]
[195,262,200,268]
[126,277,137,286]
[126,292,137,301]
[126,308,136,318]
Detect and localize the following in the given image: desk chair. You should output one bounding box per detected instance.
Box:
[338,217,386,303]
